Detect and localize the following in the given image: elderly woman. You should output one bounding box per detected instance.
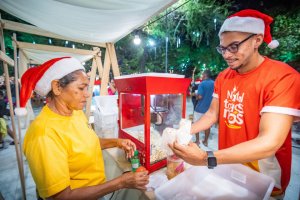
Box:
[16,57,149,199]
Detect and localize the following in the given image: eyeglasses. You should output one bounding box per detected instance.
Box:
[216,34,256,54]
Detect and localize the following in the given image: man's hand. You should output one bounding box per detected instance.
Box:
[168,140,207,166]
[117,139,136,158]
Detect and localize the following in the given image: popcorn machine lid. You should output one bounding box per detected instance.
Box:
[114,73,184,79]
[114,73,190,95]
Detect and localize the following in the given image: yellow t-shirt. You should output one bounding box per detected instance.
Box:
[0,118,7,137]
[23,105,106,198]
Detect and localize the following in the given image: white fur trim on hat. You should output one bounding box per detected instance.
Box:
[15,107,27,116]
[267,40,279,49]
[34,57,85,96]
[219,16,265,37]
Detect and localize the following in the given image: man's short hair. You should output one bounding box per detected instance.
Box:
[203,70,212,78]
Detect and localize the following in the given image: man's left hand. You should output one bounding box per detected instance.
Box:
[168,140,207,166]
[117,139,136,158]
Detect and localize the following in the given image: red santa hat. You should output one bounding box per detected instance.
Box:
[194,78,201,84]
[219,9,279,49]
[14,57,85,116]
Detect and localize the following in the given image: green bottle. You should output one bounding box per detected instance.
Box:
[131,150,140,172]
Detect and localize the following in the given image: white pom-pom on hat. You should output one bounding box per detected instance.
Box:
[267,40,279,49]
[14,107,27,117]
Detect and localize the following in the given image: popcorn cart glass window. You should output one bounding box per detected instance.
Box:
[149,94,182,164]
[120,93,145,144]
[115,73,190,173]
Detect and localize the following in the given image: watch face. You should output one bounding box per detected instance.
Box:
[208,157,217,168]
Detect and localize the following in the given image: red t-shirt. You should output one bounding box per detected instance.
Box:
[214,57,300,193]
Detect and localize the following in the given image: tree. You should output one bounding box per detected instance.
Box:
[116,0,300,76]
[116,0,232,77]
[260,7,300,71]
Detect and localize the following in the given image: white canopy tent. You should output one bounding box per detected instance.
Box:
[15,40,98,75]
[0,1,178,199]
[0,0,178,113]
[21,49,93,65]
[0,0,176,43]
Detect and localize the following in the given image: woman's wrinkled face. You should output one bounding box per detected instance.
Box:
[59,71,90,110]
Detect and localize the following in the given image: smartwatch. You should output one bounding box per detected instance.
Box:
[206,151,217,169]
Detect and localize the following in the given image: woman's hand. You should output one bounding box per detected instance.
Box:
[120,171,149,190]
[168,140,207,166]
[117,139,136,158]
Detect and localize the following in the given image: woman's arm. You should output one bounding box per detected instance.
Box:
[48,171,149,200]
[99,138,118,149]
[100,138,136,158]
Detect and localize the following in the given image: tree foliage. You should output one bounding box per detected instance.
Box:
[260,7,300,71]
[116,0,300,78]
[116,0,232,78]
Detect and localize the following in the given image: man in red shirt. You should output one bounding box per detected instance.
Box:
[169,9,300,198]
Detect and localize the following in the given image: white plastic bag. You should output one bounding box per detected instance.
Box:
[161,119,192,156]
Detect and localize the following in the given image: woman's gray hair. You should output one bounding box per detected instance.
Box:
[47,69,85,99]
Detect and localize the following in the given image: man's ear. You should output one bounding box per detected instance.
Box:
[254,34,264,49]
[51,80,61,96]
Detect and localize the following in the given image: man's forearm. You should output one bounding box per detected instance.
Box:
[215,113,293,165]
[191,112,218,134]
[214,134,278,165]
[191,98,219,134]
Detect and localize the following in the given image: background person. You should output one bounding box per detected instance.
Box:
[0,90,15,148]
[16,57,149,199]
[108,79,117,95]
[190,78,201,110]
[169,9,300,198]
[193,70,214,146]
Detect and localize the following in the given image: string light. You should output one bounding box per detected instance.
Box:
[133,35,141,45]
[148,39,155,46]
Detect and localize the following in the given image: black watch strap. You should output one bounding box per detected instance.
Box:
[207,151,214,157]
[206,151,217,169]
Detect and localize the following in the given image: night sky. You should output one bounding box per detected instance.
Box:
[230,0,300,12]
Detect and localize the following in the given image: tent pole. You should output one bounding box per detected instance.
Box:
[0,20,26,200]
[100,44,111,96]
[85,58,97,118]
[13,33,26,184]
[94,48,103,79]
[17,50,28,79]
[107,43,120,77]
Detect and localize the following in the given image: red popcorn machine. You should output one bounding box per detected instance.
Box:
[115,73,191,173]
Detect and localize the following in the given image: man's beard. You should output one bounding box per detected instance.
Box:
[229,63,243,71]
[233,64,243,72]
